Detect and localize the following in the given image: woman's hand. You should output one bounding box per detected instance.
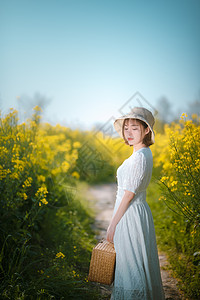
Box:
[106,223,116,243]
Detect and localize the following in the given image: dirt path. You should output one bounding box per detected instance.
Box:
[88,183,183,300]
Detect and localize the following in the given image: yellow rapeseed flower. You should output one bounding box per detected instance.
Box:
[158,196,166,201]
[56,252,65,259]
[160,176,169,183]
[73,141,81,148]
[33,105,43,112]
[0,166,11,180]
[37,175,46,183]
[41,198,48,205]
[22,193,28,200]
[61,161,70,173]
[22,177,32,188]
[72,171,80,179]
[35,186,48,198]
[171,181,178,187]
[51,167,61,176]
[180,112,188,119]
[10,172,19,180]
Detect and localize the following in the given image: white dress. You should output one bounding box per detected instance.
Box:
[111,147,165,300]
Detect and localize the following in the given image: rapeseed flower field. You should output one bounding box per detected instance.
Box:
[0,107,199,299]
[150,113,200,299]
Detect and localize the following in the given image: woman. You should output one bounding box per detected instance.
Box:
[107,107,165,300]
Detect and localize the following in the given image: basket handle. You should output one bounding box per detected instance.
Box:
[99,238,114,245]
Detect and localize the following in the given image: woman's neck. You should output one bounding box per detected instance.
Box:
[133,143,147,152]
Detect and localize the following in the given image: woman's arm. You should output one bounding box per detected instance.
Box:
[106,190,135,242]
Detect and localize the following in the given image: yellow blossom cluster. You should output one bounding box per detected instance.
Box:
[154,113,200,221]
[0,107,84,210]
[72,269,79,278]
[22,177,33,188]
[35,185,49,206]
[35,186,48,198]
[55,252,65,259]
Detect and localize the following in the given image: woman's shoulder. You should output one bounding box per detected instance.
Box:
[130,147,153,164]
[133,147,152,157]
[123,147,152,166]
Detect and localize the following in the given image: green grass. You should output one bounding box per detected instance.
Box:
[0,181,104,300]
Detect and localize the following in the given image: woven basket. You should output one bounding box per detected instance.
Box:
[88,240,116,285]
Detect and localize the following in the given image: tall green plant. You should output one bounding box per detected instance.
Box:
[160,113,200,224]
[157,113,200,299]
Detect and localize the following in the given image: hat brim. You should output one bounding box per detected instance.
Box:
[114,115,155,144]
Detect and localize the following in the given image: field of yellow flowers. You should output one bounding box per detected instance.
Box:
[0,107,99,299]
[150,113,200,299]
[0,107,199,299]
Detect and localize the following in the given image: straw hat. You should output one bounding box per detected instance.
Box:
[114,107,155,143]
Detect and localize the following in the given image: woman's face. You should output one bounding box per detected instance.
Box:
[123,119,149,147]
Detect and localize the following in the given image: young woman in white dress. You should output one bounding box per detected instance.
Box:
[106,107,165,300]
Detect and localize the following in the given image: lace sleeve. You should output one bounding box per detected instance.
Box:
[122,152,147,194]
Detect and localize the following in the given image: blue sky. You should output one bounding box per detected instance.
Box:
[1,0,200,128]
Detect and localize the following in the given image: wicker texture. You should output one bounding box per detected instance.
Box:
[88,240,116,285]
